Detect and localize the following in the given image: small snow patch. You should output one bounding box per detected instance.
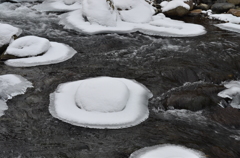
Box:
[130,144,206,158]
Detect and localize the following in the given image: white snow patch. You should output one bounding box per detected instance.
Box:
[0,74,32,117]
[33,0,82,12]
[0,23,22,47]
[218,80,240,109]
[82,0,117,27]
[5,36,51,57]
[75,78,129,112]
[49,76,153,129]
[215,23,240,33]
[119,0,154,23]
[5,41,77,67]
[60,10,206,37]
[130,144,206,158]
[209,14,240,24]
[160,0,190,12]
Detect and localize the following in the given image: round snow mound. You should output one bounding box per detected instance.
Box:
[130,144,206,158]
[75,78,129,112]
[4,36,77,67]
[6,36,51,57]
[0,23,22,47]
[49,76,153,129]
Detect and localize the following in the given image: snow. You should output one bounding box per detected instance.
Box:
[119,0,154,23]
[5,36,51,57]
[0,23,22,47]
[60,10,206,37]
[130,144,206,158]
[215,23,240,33]
[5,41,77,67]
[75,77,129,112]
[49,76,153,129]
[218,81,240,109]
[82,0,117,27]
[209,14,240,24]
[33,0,82,12]
[160,0,190,12]
[0,74,32,117]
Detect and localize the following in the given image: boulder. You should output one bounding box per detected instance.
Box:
[227,8,240,16]
[211,3,235,13]
[164,6,189,17]
[226,0,240,5]
[196,3,210,10]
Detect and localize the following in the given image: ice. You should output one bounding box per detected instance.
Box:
[160,0,190,12]
[49,76,153,129]
[33,0,82,12]
[218,81,240,109]
[130,144,206,158]
[5,36,51,57]
[119,0,154,23]
[5,41,77,67]
[0,74,32,117]
[82,0,117,27]
[8,0,43,2]
[215,23,240,33]
[60,10,206,37]
[0,23,22,47]
[209,14,240,24]
[0,100,8,117]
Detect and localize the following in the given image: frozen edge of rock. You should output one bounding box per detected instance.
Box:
[4,42,77,67]
[0,74,33,117]
[59,10,206,37]
[49,77,153,129]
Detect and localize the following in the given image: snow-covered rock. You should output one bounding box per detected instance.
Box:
[129,144,206,158]
[0,23,22,48]
[218,80,240,109]
[118,0,155,23]
[49,76,153,129]
[160,0,191,16]
[82,0,117,27]
[0,74,32,117]
[3,36,77,67]
[5,36,51,57]
[60,10,206,37]
[34,0,82,12]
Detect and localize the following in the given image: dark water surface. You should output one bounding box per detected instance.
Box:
[0,4,240,158]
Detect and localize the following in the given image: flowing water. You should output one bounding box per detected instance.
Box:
[0,2,240,158]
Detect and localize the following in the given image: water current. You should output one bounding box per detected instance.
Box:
[0,2,240,158]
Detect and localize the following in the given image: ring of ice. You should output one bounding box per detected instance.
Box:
[0,74,32,117]
[218,81,240,109]
[49,76,153,129]
[3,36,77,67]
[33,0,82,12]
[0,23,22,48]
[58,0,206,37]
[129,144,206,158]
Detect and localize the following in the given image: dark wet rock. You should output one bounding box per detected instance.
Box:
[211,3,235,13]
[227,8,240,16]
[159,82,225,111]
[0,44,8,56]
[196,3,210,10]
[226,0,240,5]
[205,106,240,129]
[163,6,189,17]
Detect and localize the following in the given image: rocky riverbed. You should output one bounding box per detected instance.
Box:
[0,3,240,158]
